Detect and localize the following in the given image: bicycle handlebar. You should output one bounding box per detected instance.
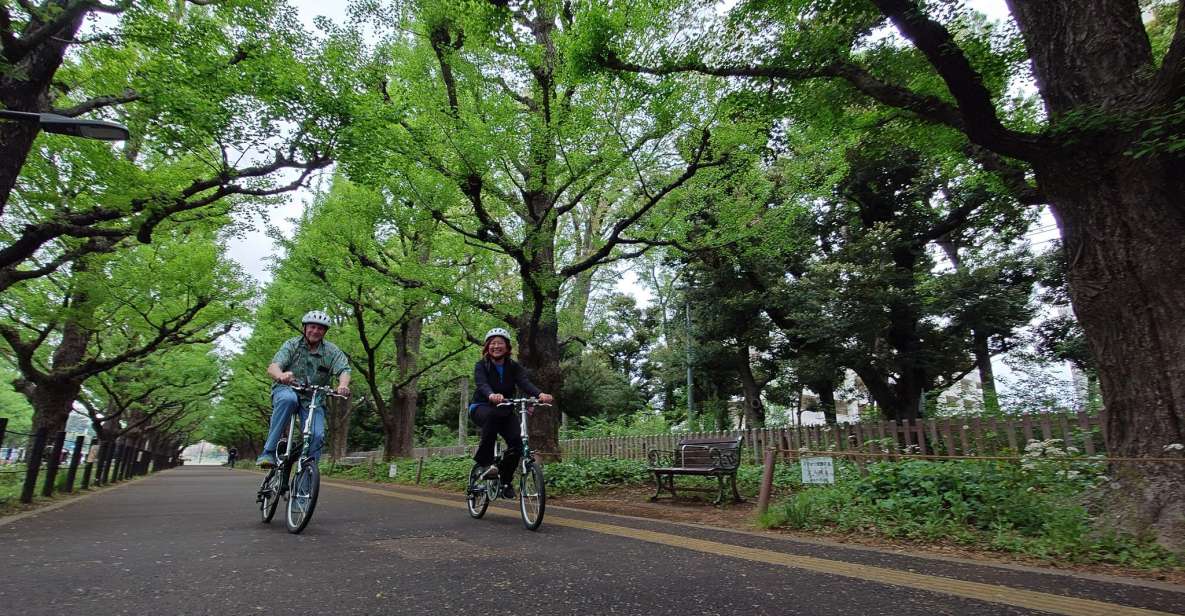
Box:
[289,383,349,399]
[497,397,552,407]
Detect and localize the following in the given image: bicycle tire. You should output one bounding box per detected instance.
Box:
[286,462,319,534]
[519,461,545,530]
[259,469,280,523]
[466,463,489,519]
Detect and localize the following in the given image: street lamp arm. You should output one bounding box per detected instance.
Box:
[0,109,129,140]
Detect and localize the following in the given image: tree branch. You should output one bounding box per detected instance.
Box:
[869,0,1047,160]
[1152,1,1185,103]
[53,88,140,117]
[560,128,726,277]
[6,0,94,62]
[602,35,1046,161]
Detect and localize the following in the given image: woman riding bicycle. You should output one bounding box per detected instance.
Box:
[470,327,553,499]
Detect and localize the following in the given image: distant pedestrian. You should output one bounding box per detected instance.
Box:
[227,447,238,468]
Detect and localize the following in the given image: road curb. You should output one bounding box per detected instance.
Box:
[299,471,1185,594]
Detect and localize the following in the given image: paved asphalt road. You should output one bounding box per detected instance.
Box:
[1,466,1182,616]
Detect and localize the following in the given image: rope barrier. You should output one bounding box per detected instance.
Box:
[770,448,1185,463]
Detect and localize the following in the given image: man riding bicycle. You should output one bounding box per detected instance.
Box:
[470,328,553,499]
[256,310,351,468]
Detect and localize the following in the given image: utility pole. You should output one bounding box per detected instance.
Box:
[458,376,468,448]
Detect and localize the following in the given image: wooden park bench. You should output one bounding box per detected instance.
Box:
[646,436,744,505]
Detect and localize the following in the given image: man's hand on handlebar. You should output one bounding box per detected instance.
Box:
[538,393,553,404]
[335,385,351,397]
[488,393,505,405]
[278,371,296,385]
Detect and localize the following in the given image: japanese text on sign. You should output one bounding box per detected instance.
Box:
[801,456,835,484]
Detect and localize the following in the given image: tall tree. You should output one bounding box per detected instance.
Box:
[1,0,336,292]
[276,178,471,459]
[337,0,735,456]
[1,227,251,435]
[600,0,1185,550]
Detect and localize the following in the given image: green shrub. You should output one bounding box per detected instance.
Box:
[544,457,650,495]
[760,455,1180,569]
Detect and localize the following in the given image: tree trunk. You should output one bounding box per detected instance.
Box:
[26,380,84,436]
[973,331,1000,415]
[518,291,564,461]
[0,7,87,213]
[852,363,922,422]
[382,318,424,460]
[326,396,352,460]
[1041,159,1185,553]
[807,379,838,426]
[737,347,766,428]
[23,310,92,435]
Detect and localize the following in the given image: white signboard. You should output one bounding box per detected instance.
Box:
[801,457,835,484]
[388,463,398,478]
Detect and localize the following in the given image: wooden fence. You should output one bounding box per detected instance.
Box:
[401,412,1105,465]
[560,412,1105,465]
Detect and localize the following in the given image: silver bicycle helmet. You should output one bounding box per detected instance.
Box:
[301,310,332,328]
[484,327,511,344]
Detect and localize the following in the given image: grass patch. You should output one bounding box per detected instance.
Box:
[321,456,658,498]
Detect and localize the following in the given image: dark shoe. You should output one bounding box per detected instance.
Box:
[479,466,499,480]
[501,483,516,499]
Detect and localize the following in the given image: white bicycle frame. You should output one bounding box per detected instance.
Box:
[285,385,343,475]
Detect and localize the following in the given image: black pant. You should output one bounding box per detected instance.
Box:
[471,404,522,483]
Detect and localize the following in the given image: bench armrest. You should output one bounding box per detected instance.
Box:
[710,446,740,471]
[647,449,675,467]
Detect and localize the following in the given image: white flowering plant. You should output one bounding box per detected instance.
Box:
[1018,438,1106,489]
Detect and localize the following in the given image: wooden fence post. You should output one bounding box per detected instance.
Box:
[41,431,66,497]
[757,448,777,516]
[63,435,85,493]
[21,428,47,504]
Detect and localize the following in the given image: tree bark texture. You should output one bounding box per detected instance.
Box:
[517,291,564,461]
[737,346,767,428]
[326,396,352,460]
[1001,0,1185,553]
[1041,158,1185,551]
[0,4,87,212]
[382,319,423,460]
[972,331,1000,415]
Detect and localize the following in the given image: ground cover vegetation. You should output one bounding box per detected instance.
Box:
[3,0,1182,562]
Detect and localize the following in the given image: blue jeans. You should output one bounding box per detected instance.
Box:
[263,386,326,461]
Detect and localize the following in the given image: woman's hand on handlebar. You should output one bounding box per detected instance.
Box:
[335,385,351,397]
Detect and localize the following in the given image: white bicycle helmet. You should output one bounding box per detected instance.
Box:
[484,327,511,344]
[301,310,332,329]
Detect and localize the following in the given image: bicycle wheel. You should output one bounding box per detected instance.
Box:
[259,469,280,523]
[286,461,320,534]
[466,463,489,519]
[519,461,545,530]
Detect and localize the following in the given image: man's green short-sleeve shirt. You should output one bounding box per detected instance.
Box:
[271,336,350,390]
